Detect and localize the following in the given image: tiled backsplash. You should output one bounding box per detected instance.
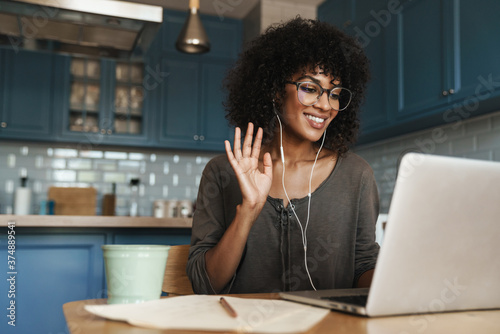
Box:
[0,142,217,216]
[1,109,499,216]
[355,109,500,213]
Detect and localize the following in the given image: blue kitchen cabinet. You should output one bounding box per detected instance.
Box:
[448,0,500,108]
[0,232,105,334]
[1,8,242,151]
[393,0,452,119]
[158,56,233,151]
[0,227,191,334]
[351,10,398,138]
[201,61,235,149]
[320,0,500,144]
[158,56,200,149]
[318,0,400,141]
[56,56,153,147]
[156,10,240,151]
[376,0,500,138]
[0,49,55,141]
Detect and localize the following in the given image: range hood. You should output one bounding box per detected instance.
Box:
[0,0,163,59]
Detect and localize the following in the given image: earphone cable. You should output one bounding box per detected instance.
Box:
[275,114,326,291]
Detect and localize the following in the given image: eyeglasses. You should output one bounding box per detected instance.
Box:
[287,81,352,111]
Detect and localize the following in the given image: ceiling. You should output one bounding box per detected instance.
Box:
[122,0,325,19]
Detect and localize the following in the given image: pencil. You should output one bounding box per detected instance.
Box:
[219,297,238,318]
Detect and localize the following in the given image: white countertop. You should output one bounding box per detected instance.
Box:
[0,214,192,228]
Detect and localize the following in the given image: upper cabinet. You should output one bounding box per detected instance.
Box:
[155,10,241,151]
[0,49,55,141]
[451,0,500,104]
[55,56,152,147]
[395,0,452,118]
[158,57,232,151]
[0,10,241,151]
[67,58,105,133]
[319,0,500,144]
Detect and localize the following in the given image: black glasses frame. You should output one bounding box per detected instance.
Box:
[286,81,352,111]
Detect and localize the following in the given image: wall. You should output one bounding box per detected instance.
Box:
[3,109,499,216]
[243,0,319,45]
[0,142,217,216]
[354,109,500,213]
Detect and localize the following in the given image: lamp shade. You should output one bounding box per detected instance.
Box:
[175,0,210,54]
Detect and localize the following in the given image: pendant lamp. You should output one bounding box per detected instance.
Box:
[176,0,211,54]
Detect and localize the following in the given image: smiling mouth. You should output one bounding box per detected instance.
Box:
[305,114,326,124]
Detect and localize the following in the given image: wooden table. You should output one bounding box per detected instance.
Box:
[63,294,500,334]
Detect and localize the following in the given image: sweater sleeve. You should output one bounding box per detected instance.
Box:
[186,156,238,294]
[353,167,380,285]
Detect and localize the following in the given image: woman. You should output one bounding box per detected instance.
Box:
[187,17,379,294]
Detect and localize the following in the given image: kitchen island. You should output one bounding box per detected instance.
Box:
[0,214,192,334]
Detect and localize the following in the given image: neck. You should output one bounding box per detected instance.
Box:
[264,133,326,165]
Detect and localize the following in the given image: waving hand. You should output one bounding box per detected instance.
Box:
[225,123,273,215]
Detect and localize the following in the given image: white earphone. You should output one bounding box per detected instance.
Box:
[275,112,327,291]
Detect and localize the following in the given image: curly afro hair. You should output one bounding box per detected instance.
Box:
[223,16,370,155]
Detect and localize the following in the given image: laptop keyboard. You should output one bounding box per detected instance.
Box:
[321,294,368,307]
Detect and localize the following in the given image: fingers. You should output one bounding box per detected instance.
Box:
[241,122,254,158]
[225,140,240,171]
[228,122,264,163]
[262,152,273,179]
[225,140,235,161]
[233,127,242,161]
[251,127,263,160]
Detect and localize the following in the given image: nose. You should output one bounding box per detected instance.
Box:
[314,91,331,111]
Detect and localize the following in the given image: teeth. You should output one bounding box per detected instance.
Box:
[306,114,325,123]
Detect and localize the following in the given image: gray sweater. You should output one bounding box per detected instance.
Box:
[187,152,380,294]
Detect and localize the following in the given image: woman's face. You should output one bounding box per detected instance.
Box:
[281,68,340,144]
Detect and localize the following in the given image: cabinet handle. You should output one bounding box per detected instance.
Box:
[199,135,205,141]
[442,89,455,96]
[100,129,106,134]
[1,122,6,128]
[193,135,199,140]
[107,129,112,135]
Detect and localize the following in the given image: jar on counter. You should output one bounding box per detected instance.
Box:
[177,200,193,218]
[153,200,178,218]
[129,178,140,217]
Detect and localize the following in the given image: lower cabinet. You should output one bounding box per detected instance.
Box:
[0,227,191,334]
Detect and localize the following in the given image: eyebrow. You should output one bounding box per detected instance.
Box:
[295,75,341,88]
[295,75,320,83]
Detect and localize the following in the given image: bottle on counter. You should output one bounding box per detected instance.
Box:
[102,183,116,216]
[129,178,140,217]
[14,176,32,215]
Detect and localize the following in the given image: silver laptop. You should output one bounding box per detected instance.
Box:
[280,153,500,317]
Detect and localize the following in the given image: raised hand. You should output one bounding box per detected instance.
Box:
[225,123,273,214]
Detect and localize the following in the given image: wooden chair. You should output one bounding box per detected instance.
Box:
[162,244,194,295]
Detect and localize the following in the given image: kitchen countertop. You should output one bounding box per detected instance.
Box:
[0,214,192,228]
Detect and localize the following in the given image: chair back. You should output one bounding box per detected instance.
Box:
[162,244,194,295]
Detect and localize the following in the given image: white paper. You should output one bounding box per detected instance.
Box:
[84,295,329,333]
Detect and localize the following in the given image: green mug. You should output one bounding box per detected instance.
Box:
[102,244,170,304]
